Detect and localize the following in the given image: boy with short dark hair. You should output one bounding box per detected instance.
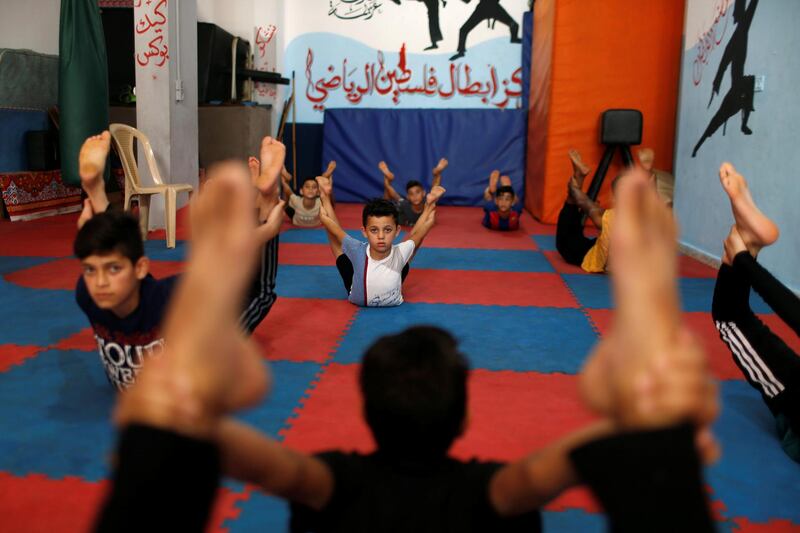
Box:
[94,165,719,533]
[276,161,336,227]
[318,175,443,307]
[482,170,522,231]
[74,131,180,391]
[380,158,447,226]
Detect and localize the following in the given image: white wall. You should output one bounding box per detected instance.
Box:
[0,0,61,55]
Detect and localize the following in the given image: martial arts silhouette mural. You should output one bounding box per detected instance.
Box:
[450,0,520,60]
[390,0,448,50]
[692,0,759,158]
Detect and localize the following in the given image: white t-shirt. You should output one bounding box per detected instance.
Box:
[365,240,415,307]
[289,194,321,227]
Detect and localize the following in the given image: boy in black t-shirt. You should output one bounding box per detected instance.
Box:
[74,131,179,391]
[380,158,447,226]
[95,166,720,533]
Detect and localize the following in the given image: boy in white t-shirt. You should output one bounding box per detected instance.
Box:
[279,161,336,227]
[316,175,444,307]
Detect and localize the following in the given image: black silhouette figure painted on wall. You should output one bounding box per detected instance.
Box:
[392,0,448,50]
[449,0,520,61]
[692,0,759,158]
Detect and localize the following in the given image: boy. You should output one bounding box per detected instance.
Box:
[239,136,291,333]
[318,174,443,307]
[277,161,336,227]
[95,165,718,533]
[380,158,447,226]
[482,170,522,231]
[555,149,617,273]
[74,131,180,391]
[711,162,798,462]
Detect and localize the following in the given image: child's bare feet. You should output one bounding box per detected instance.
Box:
[256,137,285,195]
[499,175,512,187]
[637,147,655,172]
[248,156,261,185]
[316,175,332,196]
[79,131,111,212]
[116,161,269,435]
[426,185,446,205]
[432,158,448,175]
[378,161,394,181]
[719,162,779,252]
[722,224,748,265]
[322,160,337,179]
[489,170,500,193]
[568,149,591,189]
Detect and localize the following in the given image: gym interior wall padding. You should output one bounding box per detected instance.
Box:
[525,0,685,223]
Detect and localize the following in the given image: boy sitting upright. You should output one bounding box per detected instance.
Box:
[74,131,179,391]
[482,170,522,231]
[318,175,444,307]
[380,158,447,226]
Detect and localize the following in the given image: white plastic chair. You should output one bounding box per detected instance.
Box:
[109,123,193,248]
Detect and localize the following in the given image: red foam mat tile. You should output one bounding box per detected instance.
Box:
[585,309,752,381]
[679,255,718,278]
[4,258,185,290]
[543,250,593,275]
[279,243,333,266]
[0,472,108,533]
[0,213,78,257]
[0,344,44,372]
[207,488,251,533]
[53,327,97,352]
[328,203,365,230]
[251,298,358,363]
[731,518,800,532]
[282,364,600,513]
[403,269,579,307]
[519,212,556,236]
[144,205,192,242]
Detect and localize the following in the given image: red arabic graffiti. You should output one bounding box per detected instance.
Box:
[305,44,522,111]
[135,0,169,68]
[692,0,732,86]
[256,25,277,58]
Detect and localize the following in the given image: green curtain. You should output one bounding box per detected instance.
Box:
[58,0,109,186]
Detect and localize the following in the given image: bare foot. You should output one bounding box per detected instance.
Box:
[256,137,285,195]
[426,185,446,205]
[322,160,337,179]
[432,158,448,175]
[116,161,269,435]
[637,147,655,172]
[489,170,500,193]
[316,175,332,196]
[723,224,749,264]
[568,149,591,189]
[248,156,261,185]
[719,162,779,251]
[499,175,512,187]
[378,161,394,181]
[79,131,111,212]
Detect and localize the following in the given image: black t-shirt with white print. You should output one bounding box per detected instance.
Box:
[75,274,180,391]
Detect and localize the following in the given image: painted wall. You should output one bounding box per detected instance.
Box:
[0,0,61,55]
[674,0,800,291]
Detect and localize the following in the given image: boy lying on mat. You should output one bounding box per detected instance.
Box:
[276,161,336,228]
[318,174,444,307]
[482,170,522,231]
[379,158,447,226]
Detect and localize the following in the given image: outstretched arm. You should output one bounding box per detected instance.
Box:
[217,418,333,510]
[431,157,448,188]
[254,199,286,245]
[317,176,347,245]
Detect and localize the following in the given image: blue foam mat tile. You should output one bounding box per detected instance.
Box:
[234,360,323,438]
[707,380,800,523]
[411,248,554,272]
[0,279,88,345]
[143,240,188,261]
[332,303,598,373]
[0,256,60,276]
[0,348,116,480]
[225,491,290,533]
[531,234,557,251]
[542,509,605,532]
[276,265,349,300]
[562,275,772,313]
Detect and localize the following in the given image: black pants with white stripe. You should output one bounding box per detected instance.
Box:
[240,235,279,334]
[712,252,800,444]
